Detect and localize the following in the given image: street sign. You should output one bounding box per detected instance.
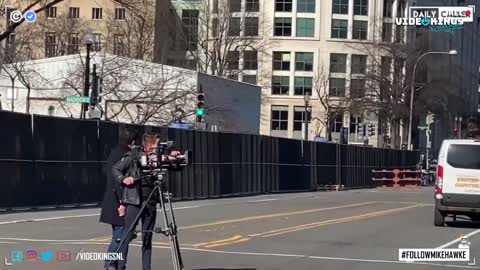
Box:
[66,96,90,104]
[169,122,193,130]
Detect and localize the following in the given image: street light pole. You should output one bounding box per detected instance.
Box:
[304,92,311,142]
[407,50,457,150]
[81,32,94,119]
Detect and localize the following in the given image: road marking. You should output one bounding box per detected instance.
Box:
[204,237,251,248]
[258,204,423,237]
[0,206,200,226]
[192,235,243,247]
[179,201,377,230]
[436,229,480,249]
[247,199,278,203]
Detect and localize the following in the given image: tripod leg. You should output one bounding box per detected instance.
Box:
[105,186,159,270]
[158,186,183,270]
[165,190,184,269]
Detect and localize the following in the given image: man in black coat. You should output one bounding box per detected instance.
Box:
[100,127,138,270]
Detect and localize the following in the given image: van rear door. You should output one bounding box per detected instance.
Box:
[441,143,480,207]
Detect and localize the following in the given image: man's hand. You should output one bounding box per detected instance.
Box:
[169,150,181,157]
[118,205,126,217]
[122,176,135,186]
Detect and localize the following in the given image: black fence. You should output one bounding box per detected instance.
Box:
[1,111,419,210]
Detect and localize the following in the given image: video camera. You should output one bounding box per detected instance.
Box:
[132,141,191,173]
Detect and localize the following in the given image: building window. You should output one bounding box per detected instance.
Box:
[271,106,289,131]
[92,33,102,51]
[272,76,290,95]
[297,0,315,13]
[332,0,349,14]
[228,17,241,36]
[227,51,240,70]
[115,8,126,20]
[296,18,314,37]
[294,77,313,96]
[69,7,80,19]
[397,0,406,18]
[244,51,258,70]
[273,52,291,70]
[243,75,257,84]
[92,8,103,19]
[212,18,219,37]
[330,112,344,132]
[382,23,392,42]
[276,0,292,12]
[45,32,57,57]
[383,0,393,17]
[295,52,313,71]
[274,18,292,36]
[329,78,346,97]
[354,0,368,16]
[182,10,199,51]
[5,33,16,57]
[229,0,241,12]
[45,7,57,18]
[331,19,347,39]
[395,25,405,43]
[186,59,197,70]
[330,53,347,73]
[353,20,368,40]
[349,115,362,134]
[294,106,312,131]
[350,79,365,98]
[246,0,260,12]
[245,17,259,36]
[351,55,367,74]
[67,33,79,55]
[113,34,125,55]
[228,74,239,81]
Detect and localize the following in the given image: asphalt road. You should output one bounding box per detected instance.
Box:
[1,187,480,270]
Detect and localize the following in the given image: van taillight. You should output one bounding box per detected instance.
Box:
[436,165,443,194]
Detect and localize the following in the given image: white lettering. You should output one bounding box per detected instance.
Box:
[76,252,124,261]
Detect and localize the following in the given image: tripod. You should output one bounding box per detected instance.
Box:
[105,169,183,270]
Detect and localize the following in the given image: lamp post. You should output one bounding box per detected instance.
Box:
[407,50,457,150]
[81,32,94,119]
[304,92,311,141]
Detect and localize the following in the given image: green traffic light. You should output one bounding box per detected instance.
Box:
[196,108,204,116]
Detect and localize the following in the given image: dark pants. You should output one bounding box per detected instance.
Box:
[117,204,157,270]
[104,225,127,269]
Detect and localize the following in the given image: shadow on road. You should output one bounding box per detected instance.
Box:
[445,220,480,229]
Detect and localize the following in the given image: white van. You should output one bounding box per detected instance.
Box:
[434,139,480,226]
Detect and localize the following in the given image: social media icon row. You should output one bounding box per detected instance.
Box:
[9,10,37,23]
[8,250,71,263]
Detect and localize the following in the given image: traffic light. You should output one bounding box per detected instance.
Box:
[368,124,376,136]
[196,92,205,123]
[358,124,365,137]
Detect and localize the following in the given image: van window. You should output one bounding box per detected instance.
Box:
[447,145,480,170]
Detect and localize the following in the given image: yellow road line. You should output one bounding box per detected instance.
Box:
[260,204,424,237]
[192,235,243,247]
[204,237,251,248]
[180,202,376,230]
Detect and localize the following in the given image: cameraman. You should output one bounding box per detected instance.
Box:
[100,127,138,270]
[113,133,181,270]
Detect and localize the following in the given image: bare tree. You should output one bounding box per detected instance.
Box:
[346,26,465,148]
[175,0,268,78]
[59,53,197,124]
[104,0,155,61]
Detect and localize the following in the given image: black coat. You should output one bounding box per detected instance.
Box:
[99,144,130,225]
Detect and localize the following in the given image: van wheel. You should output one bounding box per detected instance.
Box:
[434,207,445,226]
